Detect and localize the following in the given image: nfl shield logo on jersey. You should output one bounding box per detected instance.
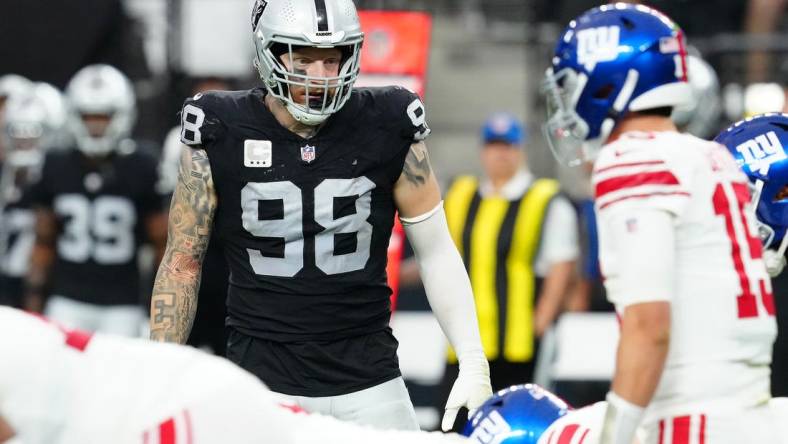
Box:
[300,145,316,163]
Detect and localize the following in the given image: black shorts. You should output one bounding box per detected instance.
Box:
[226,327,401,397]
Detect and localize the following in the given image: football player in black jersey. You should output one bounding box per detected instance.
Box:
[0,83,69,308]
[26,65,167,335]
[150,0,491,431]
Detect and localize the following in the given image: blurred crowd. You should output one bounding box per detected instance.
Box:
[0,0,786,431]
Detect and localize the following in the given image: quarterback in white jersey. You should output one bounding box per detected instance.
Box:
[0,307,467,444]
[594,130,777,410]
[542,4,784,444]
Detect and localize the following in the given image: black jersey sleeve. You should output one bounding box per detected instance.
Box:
[178,92,228,148]
[384,87,431,142]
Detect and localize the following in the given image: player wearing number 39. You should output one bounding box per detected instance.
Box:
[543,4,783,444]
[150,0,491,431]
[25,65,167,335]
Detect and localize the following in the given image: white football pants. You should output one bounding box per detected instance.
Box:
[45,295,145,337]
[269,376,420,431]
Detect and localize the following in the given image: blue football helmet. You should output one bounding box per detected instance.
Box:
[542,3,693,166]
[714,114,788,262]
[462,384,570,444]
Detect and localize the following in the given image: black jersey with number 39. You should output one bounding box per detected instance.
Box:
[180,87,429,342]
[29,148,162,306]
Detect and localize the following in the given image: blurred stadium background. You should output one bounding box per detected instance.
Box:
[1,0,786,431]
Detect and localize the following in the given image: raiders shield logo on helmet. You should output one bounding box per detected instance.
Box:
[251,0,268,30]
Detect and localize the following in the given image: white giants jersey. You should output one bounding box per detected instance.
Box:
[592,132,777,417]
[0,307,468,444]
[537,402,607,444]
[0,307,221,443]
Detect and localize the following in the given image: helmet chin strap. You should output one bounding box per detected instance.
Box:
[285,102,328,126]
[749,178,785,277]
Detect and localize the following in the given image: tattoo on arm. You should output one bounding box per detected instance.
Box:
[402,142,433,186]
[150,146,216,343]
[152,293,175,325]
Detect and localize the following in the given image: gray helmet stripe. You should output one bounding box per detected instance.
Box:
[314,0,329,32]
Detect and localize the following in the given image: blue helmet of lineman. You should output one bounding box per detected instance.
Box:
[542,3,693,166]
[462,384,570,444]
[714,114,788,254]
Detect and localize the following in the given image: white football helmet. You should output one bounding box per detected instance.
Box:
[3,83,70,168]
[251,0,364,126]
[671,53,722,139]
[0,74,33,104]
[65,64,136,156]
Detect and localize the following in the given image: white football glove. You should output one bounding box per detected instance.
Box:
[441,348,492,431]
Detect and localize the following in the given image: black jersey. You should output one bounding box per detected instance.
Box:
[0,169,36,307]
[180,87,430,343]
[29,147,164,306]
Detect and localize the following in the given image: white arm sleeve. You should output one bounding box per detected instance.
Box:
[598,208,676,308]
[400,201,483,356]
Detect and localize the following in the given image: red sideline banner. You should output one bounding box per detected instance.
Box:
[357,10,432,97]
[357,11,432,310]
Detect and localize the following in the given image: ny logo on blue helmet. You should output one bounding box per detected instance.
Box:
[463,384,569,444]
[542,3,693,166]
[715,113,788,253]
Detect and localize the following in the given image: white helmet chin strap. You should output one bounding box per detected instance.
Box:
[285,103,329,126]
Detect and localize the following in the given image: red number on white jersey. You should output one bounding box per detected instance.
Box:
[712,182,775,319]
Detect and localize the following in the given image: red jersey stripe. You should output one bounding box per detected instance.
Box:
[184,410,194,444]
[556,424,580,444]
[64,329,94,352]
[658,419,665,444]
[672,415,691,444]
[732,182,763,260]
[577,428,590,444]
[159,418,176,444]
[594,160,666,175]
[699,414,706,444]
[759,280,776,316]
[598,191,690,210]
[26,312,94,352]
[595,171,680,200]
[279,402,306,414]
